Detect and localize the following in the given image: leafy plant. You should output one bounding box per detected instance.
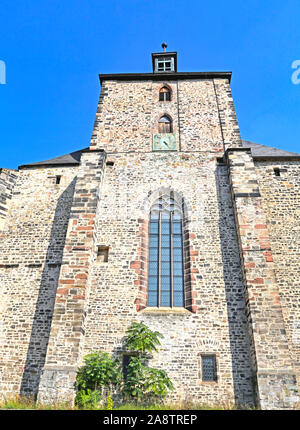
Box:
[123,321,173,403]
[144,367,174,398]
[75,351,122,408]
[75,389,102,409]
[106,394,114,410]
[74,323,174,408]
[124,321,163,355]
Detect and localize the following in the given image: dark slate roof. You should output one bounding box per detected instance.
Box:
[242,140,300,159]
[18,141,300,169]
[18,148,87,168]
[99,71,232,83]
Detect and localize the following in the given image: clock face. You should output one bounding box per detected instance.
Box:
[153,134,177,151]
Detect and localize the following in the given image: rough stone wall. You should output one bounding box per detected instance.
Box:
[254,160,300,392]
[213,79,242,150]
[90,78,234,154]
[227,149,299,409]
[0,168,18,231]
[82,152,254,406]
[0,166,78,399]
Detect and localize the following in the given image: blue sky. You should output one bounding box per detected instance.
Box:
[1,0,300,169]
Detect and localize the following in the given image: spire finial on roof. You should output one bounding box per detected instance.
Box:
[161,42,167,52]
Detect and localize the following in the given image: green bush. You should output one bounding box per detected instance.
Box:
[75,351,122,408]
[74,322,174,408]
[124,321,163,354]
[75,389,102,409]
[123,321,174,403]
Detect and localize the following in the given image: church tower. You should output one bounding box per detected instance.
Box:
[0,46,299,409]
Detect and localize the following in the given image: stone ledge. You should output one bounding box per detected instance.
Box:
[257,369,297,376]
[140,307,191,315]
[42,365,78,372]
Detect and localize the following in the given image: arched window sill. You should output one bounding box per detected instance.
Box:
[140,307,191,315]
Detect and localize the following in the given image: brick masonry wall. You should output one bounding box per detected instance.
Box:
[254,160,300,393]
[0,166,78,399]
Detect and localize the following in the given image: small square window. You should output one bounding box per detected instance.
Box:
[97,246,109,262]
[201,355,217,382]
[274,168,280,177]
[106,161,114,167]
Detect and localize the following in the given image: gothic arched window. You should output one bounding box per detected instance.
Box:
[158,115,172,133]
[147,192,185,307]
[159,86,171,102]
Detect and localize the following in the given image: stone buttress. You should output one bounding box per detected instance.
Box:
[226,147,299,409]
[37,149,106,404]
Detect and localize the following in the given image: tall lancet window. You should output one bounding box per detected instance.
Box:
[148,192,184,307]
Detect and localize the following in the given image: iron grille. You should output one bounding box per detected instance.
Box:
[202,355,217,382]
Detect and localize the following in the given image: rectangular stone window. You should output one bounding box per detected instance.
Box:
[56,175,61,184]
[122,354,131,381]
[97,246,109,262]
[201,355,217,382]
[122,353,138,380]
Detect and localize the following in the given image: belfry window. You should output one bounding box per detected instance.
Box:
[159,86,171,102]
[147,192,185,308]
[158,115,172,133]
[157,59,172,72]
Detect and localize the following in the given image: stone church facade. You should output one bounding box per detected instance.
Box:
[0,48,300,409]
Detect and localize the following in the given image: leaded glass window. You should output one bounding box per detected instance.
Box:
[147,192,185,308]
[201,355,217,382]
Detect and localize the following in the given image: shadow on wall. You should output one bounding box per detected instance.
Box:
[19,178,77,399]
[215,165,255,408]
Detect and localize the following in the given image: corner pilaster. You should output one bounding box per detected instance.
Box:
[226,147,299,409]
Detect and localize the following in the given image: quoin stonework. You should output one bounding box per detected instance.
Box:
[0,47,299,409]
